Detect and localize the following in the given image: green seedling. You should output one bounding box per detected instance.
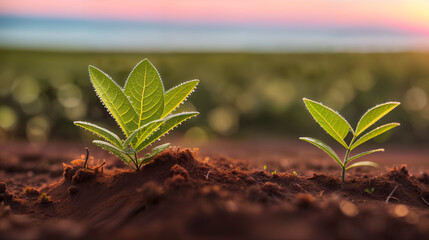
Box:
[263,165,278,175]
[300,98,400,182]
[24,187,39,196]
[292,171,298,176]
[39,193,51,204]
[365,187,375,194]
[75,59,199,171]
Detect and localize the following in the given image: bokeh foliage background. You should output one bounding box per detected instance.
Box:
[0,49,428,145]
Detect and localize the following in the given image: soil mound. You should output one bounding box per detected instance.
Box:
[1,147,429,240]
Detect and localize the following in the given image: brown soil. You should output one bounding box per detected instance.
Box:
[0,140,429,240]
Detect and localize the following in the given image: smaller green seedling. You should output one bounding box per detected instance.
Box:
[39,193,51,204]
[75,59,199,171]
[292,171,298,176]
[300,98,400,182]
[365,187,375,194]
[24,187,39,196]
[263,165,278,175]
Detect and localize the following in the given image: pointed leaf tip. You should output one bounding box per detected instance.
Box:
[346,161,379,170]
[124,59,164,128]
[351,123,400,150]
[356,102,400,136]
[163,79,199,118]
[134,112,199,152]
[346,148,384,164]
[74,121,123,148]
[93,140,130,164]
[302,98,351,148]
[299,137,343,167]
[88,65,138,137]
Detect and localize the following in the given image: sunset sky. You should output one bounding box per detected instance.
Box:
[1,0,429,51]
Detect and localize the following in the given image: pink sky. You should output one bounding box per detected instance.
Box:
[1,0,429,34]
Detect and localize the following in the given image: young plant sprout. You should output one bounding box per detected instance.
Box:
[300,98,400,182]
[365,188,375,194]
[74,59,199,171]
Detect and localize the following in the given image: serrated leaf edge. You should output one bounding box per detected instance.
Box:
[299,137,343,167]
[135,111,199,152]
[351,123,400,150]
[345,148,384,164]
[74,120,123,148]
[163,79,199,117]
[303,98,351,148]
[355,101,400,136]
[88,65,138,137]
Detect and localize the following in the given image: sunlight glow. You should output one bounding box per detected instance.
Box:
[1,0,428,34]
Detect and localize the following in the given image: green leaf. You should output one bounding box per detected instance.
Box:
[137,144,170,166]
[303,98,351,148]
[346,149,384,164]
[89,66,138,137]
[151,143,171,155]
[93,140,131,164]
[299,137,343,167]
[74,121,123,148]
[129,118,167,148]
[346,161,379,170]
[351,123,400,150]
[355,102,400,136]
[124,59,164,127]
[138,156,153,166]
[135,112,199,152]
[162,80,199,118]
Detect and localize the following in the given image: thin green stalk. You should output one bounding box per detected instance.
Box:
[134,152,140,171]
[125,153,137,170]
[342,135,357,182]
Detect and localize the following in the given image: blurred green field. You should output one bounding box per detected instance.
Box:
[0,49,428,145]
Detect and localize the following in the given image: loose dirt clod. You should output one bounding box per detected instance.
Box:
[63,159,85,180]
[63,159,101,184]
[169,164,189,180]
[72,169,96,184]
[165,174,189,189]
[387,165,410,182]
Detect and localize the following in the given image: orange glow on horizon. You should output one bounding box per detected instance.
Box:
[1,0,429,34]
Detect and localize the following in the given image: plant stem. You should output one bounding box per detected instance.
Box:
[125,153,137,170]
[134,152,140,171]
[342,135,357,182]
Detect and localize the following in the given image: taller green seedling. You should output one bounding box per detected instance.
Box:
[74,59,199,171]
[300,98,400,182]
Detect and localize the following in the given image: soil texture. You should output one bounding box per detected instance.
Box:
[1,140,429,240]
